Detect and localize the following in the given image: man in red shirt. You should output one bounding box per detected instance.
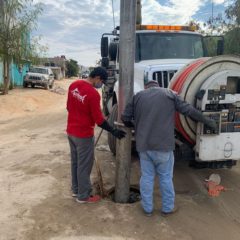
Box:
[67,67,125,203]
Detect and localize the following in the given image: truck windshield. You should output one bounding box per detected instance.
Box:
[30,68,48,74]
[136,32,205,62]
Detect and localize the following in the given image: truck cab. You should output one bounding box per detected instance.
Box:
[100,25,224,154]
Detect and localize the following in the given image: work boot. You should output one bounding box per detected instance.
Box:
[161,206,179,217]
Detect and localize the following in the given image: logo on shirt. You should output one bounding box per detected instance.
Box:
[71,88,87,103]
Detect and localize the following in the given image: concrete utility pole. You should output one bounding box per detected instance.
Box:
[114,0,136,203]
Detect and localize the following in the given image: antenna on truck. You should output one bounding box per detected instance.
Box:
[111,0,116,29]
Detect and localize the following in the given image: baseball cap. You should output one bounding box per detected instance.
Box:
[144,80,159,87]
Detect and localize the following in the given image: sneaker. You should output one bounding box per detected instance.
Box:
[76,195,101,204]
[161,206,179,217]
[72,193,77,198]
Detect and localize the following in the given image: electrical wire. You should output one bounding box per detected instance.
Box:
[111,0,116,29]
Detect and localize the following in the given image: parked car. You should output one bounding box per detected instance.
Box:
[23,67,54,90]
[81,72,89,79]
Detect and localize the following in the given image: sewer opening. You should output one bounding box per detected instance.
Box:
[106,186,141,204]
[93,181,141,204]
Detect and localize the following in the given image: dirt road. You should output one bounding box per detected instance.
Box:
[1,79,240,240]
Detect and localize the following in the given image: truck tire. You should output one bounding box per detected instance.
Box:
[108,104,118,155]
[49,81,54,89]
[44,83,49,90]
[101,57,109,68]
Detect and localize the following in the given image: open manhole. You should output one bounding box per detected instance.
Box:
[93,181,141,204]
[106,186,141,204]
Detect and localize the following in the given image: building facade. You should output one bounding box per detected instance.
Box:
[0,61,29,87]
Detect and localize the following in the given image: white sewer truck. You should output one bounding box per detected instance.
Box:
[100,25,240,168]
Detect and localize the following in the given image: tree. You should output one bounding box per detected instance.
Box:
[224,0,240,54]
[66,59,79,77]
[188,1,240,56]
[202,0,240,54]
[187,20,223,57]
[225,0,240,26]
[224,28,240,54]
[0,0,43,94]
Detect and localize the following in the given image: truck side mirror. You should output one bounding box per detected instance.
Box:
[203,36,224,57]
[101,37,109,58]
[217,38,224,55]
[109,42,118,61]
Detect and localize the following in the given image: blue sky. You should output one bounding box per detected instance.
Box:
[33,0,229,67]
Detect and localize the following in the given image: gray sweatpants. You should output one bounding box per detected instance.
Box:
[68,135,94,200]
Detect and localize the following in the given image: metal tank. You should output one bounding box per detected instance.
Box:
[169,55,240,162]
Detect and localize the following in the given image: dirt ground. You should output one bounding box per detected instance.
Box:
[1,79,240,240]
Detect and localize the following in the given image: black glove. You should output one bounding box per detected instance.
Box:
[121,111,134,128]
[122,120,134,128]
[204,118,218,130]
[111,129,126,139]
[190,110,217,130]
[190,110,219,132]
[98,120,114,132]
[98,120,126,139]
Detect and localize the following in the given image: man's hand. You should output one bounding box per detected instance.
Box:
[205,119,218,130]
[98,120,126,139]
[122,120,134,128]
[111,129,126,139]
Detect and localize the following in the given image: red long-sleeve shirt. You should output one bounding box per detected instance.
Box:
[66,80,105,138]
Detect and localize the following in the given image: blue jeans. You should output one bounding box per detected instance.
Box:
[139,150,175,213]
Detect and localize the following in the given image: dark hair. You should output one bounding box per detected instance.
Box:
[89,67,108,83]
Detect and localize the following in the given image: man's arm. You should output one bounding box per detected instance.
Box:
[89,92,105,125]
[98,120,126,139]
[66,88,71,112]
[172,91,217,129]
[121,97,135,128]
[89,92,126,139]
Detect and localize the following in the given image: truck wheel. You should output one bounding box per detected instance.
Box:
[101,57,109,68]
[49,81,54,89]
[44,83,49,90]
[23,82,28,88]
[31,84,35,88]
[108,104,118,155]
